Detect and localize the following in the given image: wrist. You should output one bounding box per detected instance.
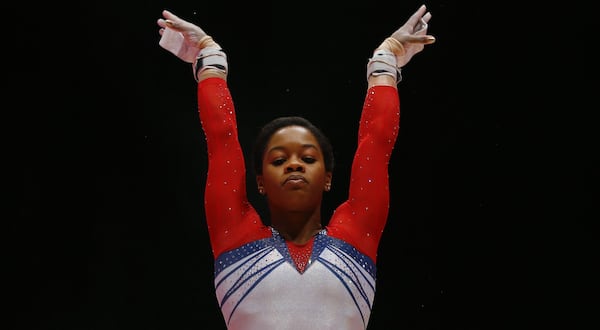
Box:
[193,47,228,82]
[196,35,220,50]
[377,37,405,57]
[366,49,401,83]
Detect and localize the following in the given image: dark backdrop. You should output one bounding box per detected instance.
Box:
[12,1,596,329]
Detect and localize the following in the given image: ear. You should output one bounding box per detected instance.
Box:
[256,175,265,194]
[324,172,333,192]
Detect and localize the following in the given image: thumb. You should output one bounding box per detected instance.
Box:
[405,35,436,44]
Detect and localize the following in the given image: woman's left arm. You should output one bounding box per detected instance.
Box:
[328,4,436,262]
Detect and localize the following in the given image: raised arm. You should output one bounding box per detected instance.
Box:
[367,4,435,88]
[157,10,268,259]
[328,4,435,262]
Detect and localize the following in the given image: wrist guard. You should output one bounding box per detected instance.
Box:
[192,47,228,82]
[366,49,402,83]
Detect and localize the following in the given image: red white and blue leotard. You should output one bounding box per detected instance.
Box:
[198,77,400,330]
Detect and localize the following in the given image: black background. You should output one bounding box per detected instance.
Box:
[12,1,597,329]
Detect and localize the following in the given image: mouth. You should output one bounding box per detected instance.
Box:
[283,175,308,185]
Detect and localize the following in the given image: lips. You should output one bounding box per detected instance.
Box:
[283,174,308,185]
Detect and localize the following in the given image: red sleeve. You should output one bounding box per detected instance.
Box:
[327,85,400,262]
[197,78,271,259]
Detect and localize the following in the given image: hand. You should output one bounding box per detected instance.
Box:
[157,10,213,62]
[157,10,208,45]
[385,4,436,67]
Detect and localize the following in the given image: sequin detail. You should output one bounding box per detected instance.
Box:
[214,229,377,328]
[198,80,399,329]
[286,239,313,273]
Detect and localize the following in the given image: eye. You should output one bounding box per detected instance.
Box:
[303,156,316,164]
[271,158,286,166]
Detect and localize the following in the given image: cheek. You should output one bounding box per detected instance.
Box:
[262,167,281,187]
[308,167,327,185]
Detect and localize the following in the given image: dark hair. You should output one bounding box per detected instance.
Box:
[252,116,334,175]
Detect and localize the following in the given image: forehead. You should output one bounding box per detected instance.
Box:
[267,125,319,147]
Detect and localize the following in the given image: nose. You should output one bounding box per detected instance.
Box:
[285,158,305,173]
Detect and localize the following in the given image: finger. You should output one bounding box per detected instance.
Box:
[165,19,176,28]
[422,12,432,24]
[405,34,436,44]
[417,35,436,44]
[162,9,178,21]
[163,19,184,32]
[161,10,183,31]
[415,12,432,34]
[422,35,435,44]
[406,4,428,27]
[415,18,428,32]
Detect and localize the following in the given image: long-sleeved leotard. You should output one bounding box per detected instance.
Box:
[198,77,400,330]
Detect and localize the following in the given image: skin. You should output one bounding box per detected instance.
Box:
[257,126,332,244]
[156,4,435,245]
[157,5,435,86]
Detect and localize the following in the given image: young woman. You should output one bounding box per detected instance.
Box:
[157,5,435,329]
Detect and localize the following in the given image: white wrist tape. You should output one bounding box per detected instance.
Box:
[192,47,228,82]
[366,49,402,83]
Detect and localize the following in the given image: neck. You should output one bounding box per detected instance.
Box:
[270,209,322,244]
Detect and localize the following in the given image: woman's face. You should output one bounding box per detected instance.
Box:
[257,125,332,212]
